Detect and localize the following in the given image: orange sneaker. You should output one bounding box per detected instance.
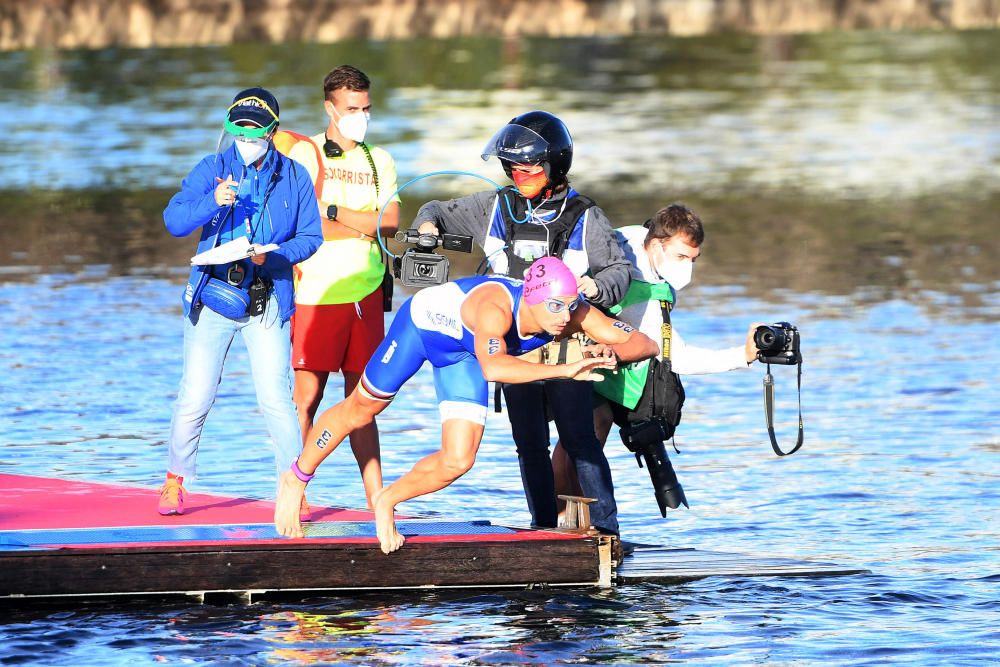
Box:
[158,477,186,516]
[299,493,313,523]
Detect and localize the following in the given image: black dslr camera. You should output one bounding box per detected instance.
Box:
[754,322,802,365]
[393,229,474,287]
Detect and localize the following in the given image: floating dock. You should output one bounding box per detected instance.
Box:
[0,474,865,602]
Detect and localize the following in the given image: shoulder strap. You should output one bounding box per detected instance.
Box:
[358,142,380,200]
[763,362,804,456]
[548,193,596,258]
[658,299,673,368]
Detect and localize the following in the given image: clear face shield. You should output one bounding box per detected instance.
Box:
[213,95,279,162]
[481,124,550,168]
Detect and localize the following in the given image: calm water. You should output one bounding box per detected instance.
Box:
[2,30,999,666]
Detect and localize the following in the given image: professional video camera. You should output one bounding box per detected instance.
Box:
[754,322,801,365]
[392,229,474,287]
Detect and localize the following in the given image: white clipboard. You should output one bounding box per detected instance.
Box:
[190,237,279,266]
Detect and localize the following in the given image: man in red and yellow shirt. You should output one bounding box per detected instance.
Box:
[287,65,401,509]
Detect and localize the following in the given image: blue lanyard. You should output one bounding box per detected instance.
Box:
[236,159,276,243]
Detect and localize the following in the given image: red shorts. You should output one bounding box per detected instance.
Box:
[291,289,385,374]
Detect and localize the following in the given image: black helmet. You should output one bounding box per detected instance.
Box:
[481,110,573,185]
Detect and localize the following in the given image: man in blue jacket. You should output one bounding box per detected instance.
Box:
[159,87,323,515]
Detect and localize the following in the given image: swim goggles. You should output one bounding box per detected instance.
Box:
[543,297,580,314]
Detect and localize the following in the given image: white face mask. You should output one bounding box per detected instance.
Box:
[654,247,694,291]
[336,109,369,143]
[235,136,269,165]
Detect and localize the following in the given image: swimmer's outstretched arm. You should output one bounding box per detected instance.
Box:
[574,305,658,363]
[471,297,618,384]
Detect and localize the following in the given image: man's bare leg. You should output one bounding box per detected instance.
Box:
[372,418,485,554]
[275,388,388,537]
[293,369,330,444]
[344,371,382,508]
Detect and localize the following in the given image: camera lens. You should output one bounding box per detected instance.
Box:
[416,263,434,277]
[754,325,786,353]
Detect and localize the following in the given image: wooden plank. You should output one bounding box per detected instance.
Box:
[0,537,605,599]
[615,547,868,583]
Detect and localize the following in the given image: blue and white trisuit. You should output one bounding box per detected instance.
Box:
[360,275,553,424]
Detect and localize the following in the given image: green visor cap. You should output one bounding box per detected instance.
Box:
[224,118,277,138]
[225,94,279,138]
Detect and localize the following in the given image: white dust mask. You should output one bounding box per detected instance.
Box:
[655,252,693,291]
[235,136,269,165]
[336,110,369,143]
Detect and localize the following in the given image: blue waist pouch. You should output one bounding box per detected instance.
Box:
[200,277,250,319]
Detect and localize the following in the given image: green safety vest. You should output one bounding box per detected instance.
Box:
[594,280,675,409]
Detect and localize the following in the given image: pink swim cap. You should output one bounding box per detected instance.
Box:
[522,256,579,305]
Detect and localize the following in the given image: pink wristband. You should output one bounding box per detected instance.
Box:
[291,459,315,483]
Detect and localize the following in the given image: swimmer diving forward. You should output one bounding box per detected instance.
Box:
[274,256,658,553]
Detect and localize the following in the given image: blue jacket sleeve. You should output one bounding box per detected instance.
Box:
[266,160,323,270]
[163,155,224,238]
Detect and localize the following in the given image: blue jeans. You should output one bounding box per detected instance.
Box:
[167,295,301,486]
[503,380,619,535]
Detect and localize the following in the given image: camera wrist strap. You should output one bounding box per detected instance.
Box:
[763,361,804,456]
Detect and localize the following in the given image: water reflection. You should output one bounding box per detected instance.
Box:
[251,590,679,665]
[1,186,997,321]
[262,608,421,664]
[2,31,999,321]
[1,31,997,196]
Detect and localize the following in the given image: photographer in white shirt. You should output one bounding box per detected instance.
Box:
[552,203,759,508]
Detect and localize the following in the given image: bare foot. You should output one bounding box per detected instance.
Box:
[274,469,307,538]
[372,487,404,554]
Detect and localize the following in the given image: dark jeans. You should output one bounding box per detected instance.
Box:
[503,380,619,535]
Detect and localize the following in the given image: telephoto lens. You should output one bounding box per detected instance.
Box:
[643,440,689,516]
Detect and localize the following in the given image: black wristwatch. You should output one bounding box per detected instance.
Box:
[326,204,338,221]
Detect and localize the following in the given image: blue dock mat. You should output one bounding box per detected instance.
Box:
[0,519,516,550]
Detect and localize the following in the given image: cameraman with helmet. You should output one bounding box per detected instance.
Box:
[412,111,630,538]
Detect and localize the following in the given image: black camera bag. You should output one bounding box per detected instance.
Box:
[612,300,685,435]
[613,297,689,515]
[618,356,685,436]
